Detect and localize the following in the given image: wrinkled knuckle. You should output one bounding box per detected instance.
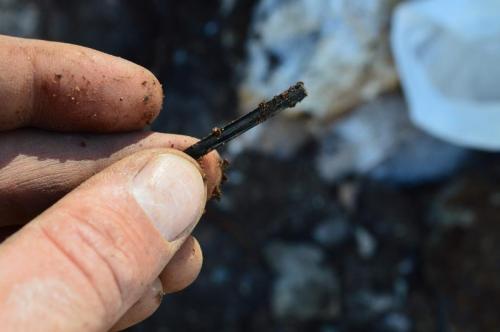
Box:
[38,206,145,313]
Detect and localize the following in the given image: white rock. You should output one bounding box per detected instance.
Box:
[265,242,340,320]
[392,0,500,150]
[315,95,412,181]
[355,227,377,259]
[313,217,351,247]
[240,0,399,119]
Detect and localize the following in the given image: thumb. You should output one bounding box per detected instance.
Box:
[0,149,206,331]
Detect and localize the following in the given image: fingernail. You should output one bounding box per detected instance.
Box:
[131,153,206,242]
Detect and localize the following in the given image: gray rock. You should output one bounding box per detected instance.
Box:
[380,312,411,332]
[392,0,500,150]
[210,266,231,285]
[355,227,377,259]
[348,290,397,323]
[313,217,351,247]
[430,182,476,229]
[220,0,237,16]
[264,242,340,321]
[0,0,40,37]
[371,131,469,185]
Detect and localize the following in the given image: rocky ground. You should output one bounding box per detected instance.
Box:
[2,1,500,331]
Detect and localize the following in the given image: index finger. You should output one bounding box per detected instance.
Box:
[0,35,163,132]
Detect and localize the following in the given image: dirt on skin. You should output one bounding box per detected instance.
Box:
[210,158,230,201]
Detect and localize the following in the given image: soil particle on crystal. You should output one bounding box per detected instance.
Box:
[214,158,230,193]
[211,185,223,201]
[221,172,228,184]
[220,158,230,170]
[212,127,223,137]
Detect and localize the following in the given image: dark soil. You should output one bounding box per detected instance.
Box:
[25,1,500,331]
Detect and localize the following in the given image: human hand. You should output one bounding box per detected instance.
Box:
[0,35,222,331]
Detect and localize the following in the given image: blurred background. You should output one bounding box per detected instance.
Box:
[2,0,499,331]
